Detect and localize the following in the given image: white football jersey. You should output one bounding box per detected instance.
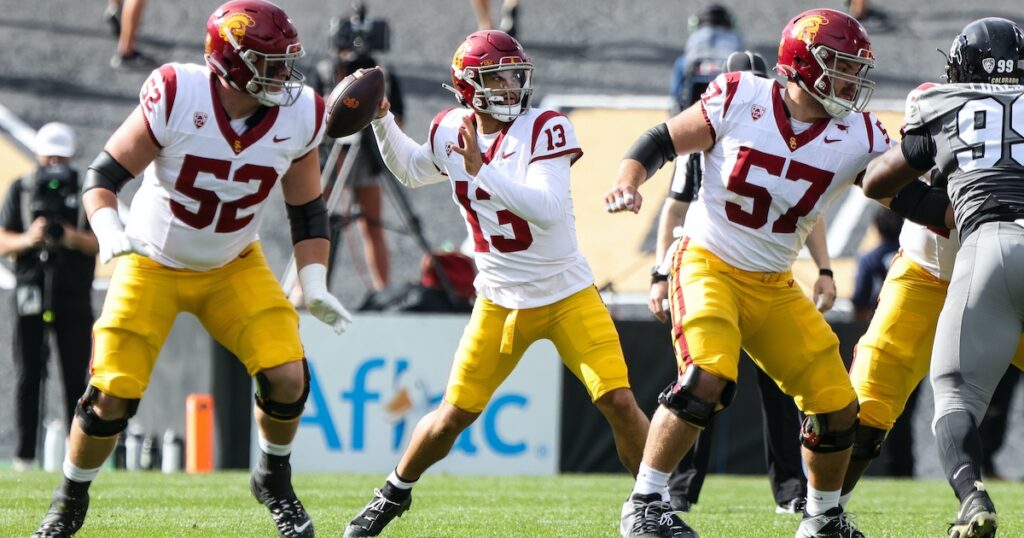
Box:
[428,107,592,309]
[683,71,891,272]
[129,63,325,270]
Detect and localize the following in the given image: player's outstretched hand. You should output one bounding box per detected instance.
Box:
[450,115,483,177]
[306,290,353,335]
[605,160,646,213]
[91,206,151,264]
[299,263,353,335]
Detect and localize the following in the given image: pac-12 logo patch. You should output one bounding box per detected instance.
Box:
[193,112,208,129]
[751,104,765,121]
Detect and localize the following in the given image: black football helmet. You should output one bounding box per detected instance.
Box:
[945,17,1024,84]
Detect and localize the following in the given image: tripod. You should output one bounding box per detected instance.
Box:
[280,134,460,305]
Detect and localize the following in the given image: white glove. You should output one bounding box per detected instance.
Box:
[299,263,352,335]
[90,207,151,264]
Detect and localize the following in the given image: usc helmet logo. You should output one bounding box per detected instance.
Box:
[790,14,829,45]
[218,12,255,45]
[452,42,471,70]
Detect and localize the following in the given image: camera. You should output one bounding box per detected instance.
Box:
[329,2,390,54]
[29,164,79,243]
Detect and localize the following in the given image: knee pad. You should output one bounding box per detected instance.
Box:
[850,424,889,461]
[254,359,310,421]
[75,386,140,438]
[801,412,857,453]
[657,366,736,429]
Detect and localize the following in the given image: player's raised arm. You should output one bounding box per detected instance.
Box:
[371,97,447,188]
[606,100,713,214]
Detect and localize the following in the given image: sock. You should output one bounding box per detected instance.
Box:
[61,457,100,495]
[633,463,671,501]
[384,470,416,500]
[805,486,840,516]
[258,435,293,457]
[839,492,852,509]
[935,411,984,501]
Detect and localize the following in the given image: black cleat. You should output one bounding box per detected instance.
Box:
[620,492,685,538]
[344,488,412,537]
[250,465,314,537]
[948,487,997,538]
[664,510,699,538]
[33,488,89,538]
[795,506,864,538]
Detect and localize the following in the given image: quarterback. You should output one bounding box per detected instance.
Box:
[607,9,888,538]
[342,30,652,537]
[32,1,349,537]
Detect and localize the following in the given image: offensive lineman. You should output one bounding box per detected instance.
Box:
[32,1,350,537]
[607,9,888,538]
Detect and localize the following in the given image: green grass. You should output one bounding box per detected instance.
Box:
[1,471,1022,537]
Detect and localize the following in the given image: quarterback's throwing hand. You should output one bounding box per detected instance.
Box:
[450,115,483,177]
[90,207,151,264]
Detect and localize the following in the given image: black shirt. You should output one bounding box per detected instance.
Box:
[0,178,96,294]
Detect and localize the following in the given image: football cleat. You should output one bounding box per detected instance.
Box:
[795,507,864,538]
[33,488,89,538]
[664,510,700,538]
[948,487,997,538]
[777,497,807,515]
[621,492,691,538]
[250,465,314,537]
[344,487,412,537]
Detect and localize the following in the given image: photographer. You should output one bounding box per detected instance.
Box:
[0,122,97,471]
[309,3,403,294]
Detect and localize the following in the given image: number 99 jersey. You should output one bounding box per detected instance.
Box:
[130,63,325,270]
[684,71,890,272]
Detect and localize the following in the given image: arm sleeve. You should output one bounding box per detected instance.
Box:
[370,112,447,188]
[472,155,570,229]
[900,130,937,171]
[139,64,179,148]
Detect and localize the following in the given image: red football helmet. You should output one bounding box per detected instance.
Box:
[204,0,305,107]
[445,30,533,122]
[776,8,875,117]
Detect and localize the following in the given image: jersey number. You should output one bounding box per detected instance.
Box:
[955,96,1024,171]
[454,180,533,253]
[543,125,566,151]
[172,154,277,233]
[725,146,833,233]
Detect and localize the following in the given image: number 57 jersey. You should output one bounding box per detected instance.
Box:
[684,71,890,272]
[129,63,325,270]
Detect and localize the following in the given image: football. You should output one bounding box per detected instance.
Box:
[325,66,386,138]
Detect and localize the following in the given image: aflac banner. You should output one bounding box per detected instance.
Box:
[269,313,562,475]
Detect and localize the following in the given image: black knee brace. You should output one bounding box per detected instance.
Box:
[801,412,858,453]
[657,366,736,429]
[75,386,140,438]
[850,424,889,461]
[254,359,310,421]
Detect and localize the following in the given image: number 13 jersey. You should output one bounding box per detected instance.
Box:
[685,71,890,272]
[131,63,325,270]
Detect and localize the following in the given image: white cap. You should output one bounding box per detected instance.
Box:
[34,122,76,158]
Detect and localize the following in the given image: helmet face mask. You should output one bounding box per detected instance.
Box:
[945,17,1024,85]
[447,30,534,123]
[205,0,306,107]
[776,8,876,118]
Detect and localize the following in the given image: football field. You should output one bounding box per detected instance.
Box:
[3,471,1023,537]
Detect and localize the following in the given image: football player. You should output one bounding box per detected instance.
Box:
[342,30,653,537]
[607,9,889,538]
[32,1,350,537]
[861,17,1024,538]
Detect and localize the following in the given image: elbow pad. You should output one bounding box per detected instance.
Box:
[83,151,135,194]
[889,180,950,229]
[624,123,676,180]
[286,196,330,244]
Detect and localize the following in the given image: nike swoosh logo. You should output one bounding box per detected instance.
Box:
[273,135,291,143]
[502,151,516,159]
[952,464,970,480]
[823,137,842,144]
[293,520,312,533]
[239,248,254,259]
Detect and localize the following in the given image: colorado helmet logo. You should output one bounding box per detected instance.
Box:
[218,12,255,46]
[791,14,829,45]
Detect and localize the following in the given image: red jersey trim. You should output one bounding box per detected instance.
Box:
[428,107,454,162]
[862,112,874,151]
[209,74,281,155]
[700,102,717,143]
[141,112,163,149]
[721,71,742,118]
[771,82,829,152]
[479,113,513,165]
[530,148,583,166]
[158,64,178,124]
[530,110,564,153]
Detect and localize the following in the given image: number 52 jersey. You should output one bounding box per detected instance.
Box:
[130,63,325,270]
[684,71,891,272]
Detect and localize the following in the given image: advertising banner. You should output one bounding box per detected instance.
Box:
[264,313,562,475]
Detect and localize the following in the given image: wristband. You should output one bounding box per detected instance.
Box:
[819,268,834,278]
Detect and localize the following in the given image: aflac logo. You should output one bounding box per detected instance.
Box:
[300,357,531,456]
